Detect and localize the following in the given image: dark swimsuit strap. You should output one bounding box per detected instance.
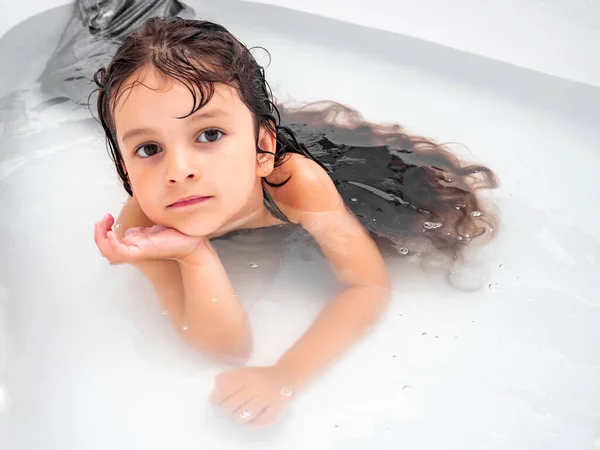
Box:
[262,183,291,223]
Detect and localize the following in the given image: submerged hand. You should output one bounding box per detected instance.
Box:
[209,365,298,428]
[94,213,212,265]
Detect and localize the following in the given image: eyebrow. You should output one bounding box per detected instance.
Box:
[121,108,229,143]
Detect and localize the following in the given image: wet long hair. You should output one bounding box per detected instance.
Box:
[93,16,498,261]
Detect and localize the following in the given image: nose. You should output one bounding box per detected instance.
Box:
[165,147,199,184]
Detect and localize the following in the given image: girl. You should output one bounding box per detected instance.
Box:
[92,17,497,428]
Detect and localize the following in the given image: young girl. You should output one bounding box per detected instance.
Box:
[92,17,497,428]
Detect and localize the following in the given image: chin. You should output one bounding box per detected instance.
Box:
[168,215,224,237]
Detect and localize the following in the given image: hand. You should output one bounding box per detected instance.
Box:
[94,213,213,265]
[209,365,298,428]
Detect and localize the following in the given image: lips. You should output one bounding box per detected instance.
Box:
[167,195,211,208]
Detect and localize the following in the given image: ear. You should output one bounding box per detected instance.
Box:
[255,125,277,177]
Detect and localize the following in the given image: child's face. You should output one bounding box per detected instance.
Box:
[113,66,272,236]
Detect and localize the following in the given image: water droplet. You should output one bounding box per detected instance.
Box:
[399,247,409,255]
[421,332,428,337]
[114,223,122,229]
[232,293,237,297]
[350,197,358,202]
[182,325,188,331]
[384,427,392,435]
[161,310,168,316]
[211,297,218,302]
[499,264,504,268]
[249,263,258,269]
[402,385,412,392]
[392,354,398,358]
[423,221,442,230]
[471,211,482,217]
[487,282,499,291]
[372,218,376,222]
[280,387,293,397]
[592,437,600,449]
[434,335,439,339]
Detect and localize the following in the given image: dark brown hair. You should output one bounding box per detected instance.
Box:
[93,16,498,261]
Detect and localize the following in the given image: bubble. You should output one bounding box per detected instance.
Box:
[249,263,258,269]
[402,385,412,393]
[182,325,188,331]
[210,297,218,302]
[471,211,483,217]
[399,247,409,255]
[114,223,122,229]
[350,198,358,202]
[161,310,168,316]
[280,387,293,397]
[421,332,428,337]
[232,293,237,297]
[423,221,442,230]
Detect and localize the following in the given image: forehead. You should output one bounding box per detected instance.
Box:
[112,66,245,126]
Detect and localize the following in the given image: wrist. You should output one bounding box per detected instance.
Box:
[273,358,312,394]
[178,239,219,267]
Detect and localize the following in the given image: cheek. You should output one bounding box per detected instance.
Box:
[214,144,257,188]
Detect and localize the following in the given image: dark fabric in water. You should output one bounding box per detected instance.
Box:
[33,1,495,262]
[39,0,195,105]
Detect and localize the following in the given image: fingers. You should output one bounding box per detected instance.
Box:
[94,213,142,264]
[218,389,253,415]
[233,397,269,424]
[209,383,245,408]
[247,402,287,428]
[94,216,119,264]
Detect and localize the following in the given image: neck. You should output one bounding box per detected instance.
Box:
[207,180,281,239]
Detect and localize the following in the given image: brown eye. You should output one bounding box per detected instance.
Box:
[198,129,223,143]
[135,143,162,158]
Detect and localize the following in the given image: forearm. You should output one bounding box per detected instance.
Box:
[276,284,391,392]
[178,253,253,361]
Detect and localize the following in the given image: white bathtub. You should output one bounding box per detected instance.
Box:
[1,1,599,449]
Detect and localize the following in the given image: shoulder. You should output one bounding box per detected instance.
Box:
[266,153,342,222]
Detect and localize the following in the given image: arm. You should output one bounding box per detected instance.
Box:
[272,157,392,391]
[112,199,252,362]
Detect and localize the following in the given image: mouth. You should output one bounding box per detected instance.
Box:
[167,195,212,208]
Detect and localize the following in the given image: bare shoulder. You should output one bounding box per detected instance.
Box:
[266,153,342,222]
